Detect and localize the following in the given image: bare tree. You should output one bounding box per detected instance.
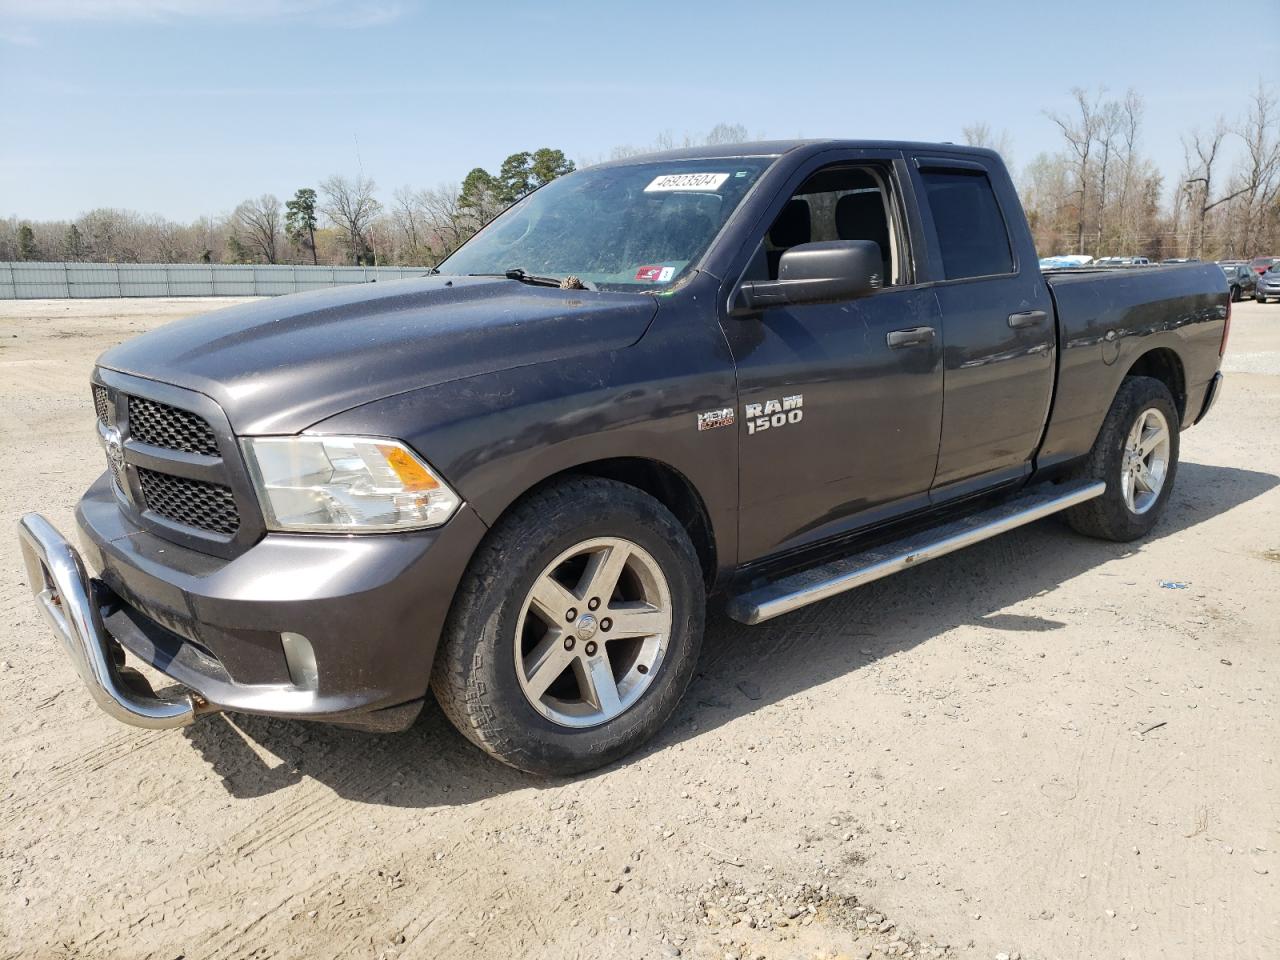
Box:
[320,174,382,265]
[232,194,282,264]
[961,122,1014,164]
[1234,79,1280,256]
[1183,120,1251,259]
[703,122,750,145]
[1093,99,1123,252]
[1048,87,1104,254]
[1115,90,1144,252]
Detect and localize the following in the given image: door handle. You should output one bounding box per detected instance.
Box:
[1008,310,1048,328]
[886,326,936,348]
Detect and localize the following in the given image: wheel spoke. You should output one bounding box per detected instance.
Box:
[605,602,667,640]
[1139,424,1168,456]
[523,629,574,700]
[1122,468,1136,507]
[1127,419,1144,448]
[1134,465,1154,493]
[529,575,579,621]
[514,535,673,729]
[575,655,622,716]
[581,542,630,603]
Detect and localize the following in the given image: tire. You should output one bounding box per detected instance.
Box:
[431,476,705,776]
[1230,285,1241,303]
[1064,376,1180,542]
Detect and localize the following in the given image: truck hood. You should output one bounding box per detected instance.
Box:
[97,276,658,434]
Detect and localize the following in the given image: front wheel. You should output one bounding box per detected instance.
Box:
[1230,285,1241,302]
[432,477,705,775]
[1065,376,1180,542]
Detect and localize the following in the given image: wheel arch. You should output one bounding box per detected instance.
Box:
[1123,347,1187,421]
[493,457,720,587]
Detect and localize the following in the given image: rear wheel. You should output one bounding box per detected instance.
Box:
[1065,376,1180,542]
[1230,285,1241,302]
[432,477,704,775]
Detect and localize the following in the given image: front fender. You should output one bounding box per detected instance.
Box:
[311,294,741,573]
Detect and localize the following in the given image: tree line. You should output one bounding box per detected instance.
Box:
[998,79,1278,260]
[2,99,1276,267]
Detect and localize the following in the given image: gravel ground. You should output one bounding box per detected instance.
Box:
[1,297,1277,960]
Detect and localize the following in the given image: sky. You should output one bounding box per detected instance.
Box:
[1,0,1276,222]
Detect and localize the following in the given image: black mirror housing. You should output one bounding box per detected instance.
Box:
[731,240,883,315]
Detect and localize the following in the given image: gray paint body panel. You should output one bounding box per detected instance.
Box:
[37,140,1227,728]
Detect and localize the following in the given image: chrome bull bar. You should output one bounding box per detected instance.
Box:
[17,512,202,729]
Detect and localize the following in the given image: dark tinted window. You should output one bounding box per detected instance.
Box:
[921,168,1014,279]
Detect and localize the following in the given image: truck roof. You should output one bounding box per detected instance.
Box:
[592,139,1003,167]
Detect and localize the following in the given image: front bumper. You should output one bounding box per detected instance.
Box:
[19,513,204,729]
[20,473,487,731]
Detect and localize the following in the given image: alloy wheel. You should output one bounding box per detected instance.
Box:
[1120,407,1171,515]
[514,537,672,728]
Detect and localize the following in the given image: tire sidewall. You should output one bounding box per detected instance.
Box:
[441,482,704,774]
[1096,380,1181,539]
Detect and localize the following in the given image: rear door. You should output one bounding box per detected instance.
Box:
[909,155,1056,497]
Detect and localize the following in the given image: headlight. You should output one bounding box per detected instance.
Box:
[242,436,461,532]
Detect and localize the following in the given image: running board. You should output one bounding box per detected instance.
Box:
[725,479,1106,625]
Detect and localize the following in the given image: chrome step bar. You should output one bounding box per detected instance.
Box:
[725,479,1106,625]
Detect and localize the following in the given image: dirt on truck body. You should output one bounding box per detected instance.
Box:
[19,140,1229,778]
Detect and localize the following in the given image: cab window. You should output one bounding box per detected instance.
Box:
[920,168,1014,280]
[747,164,906,287]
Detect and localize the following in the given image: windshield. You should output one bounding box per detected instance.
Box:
[438,158,774,291]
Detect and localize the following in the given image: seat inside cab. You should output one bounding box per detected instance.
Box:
[747,166,901,286]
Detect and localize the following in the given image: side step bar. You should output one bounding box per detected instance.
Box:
[725,479,1106,625]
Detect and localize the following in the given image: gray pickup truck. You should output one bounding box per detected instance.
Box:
[20,141,1229,775]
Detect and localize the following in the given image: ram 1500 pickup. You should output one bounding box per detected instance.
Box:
[19,141,1229,774]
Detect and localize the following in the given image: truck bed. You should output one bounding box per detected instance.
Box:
[1036,262,1228,471]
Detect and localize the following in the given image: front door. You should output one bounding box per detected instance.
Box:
[722,158,945,562]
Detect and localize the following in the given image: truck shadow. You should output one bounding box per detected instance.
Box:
[181,460,1277,806]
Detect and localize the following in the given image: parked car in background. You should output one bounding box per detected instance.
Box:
[1250,256,1279,275]
[1162,258,1200,264]
[1219,262,1257,302]
[1039,254,1093,269]
[1095,256,1152,266]
[1256,265,1280,303]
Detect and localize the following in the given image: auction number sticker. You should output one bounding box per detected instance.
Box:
[644,172,730,192]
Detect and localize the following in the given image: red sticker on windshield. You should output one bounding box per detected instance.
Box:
[635,265,675,282]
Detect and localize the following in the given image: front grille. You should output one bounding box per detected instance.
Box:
[137,468,240,535]
[128,396,220,456]
[92,384,110,424]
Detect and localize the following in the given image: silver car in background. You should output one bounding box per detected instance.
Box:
[1256,265,1280,303]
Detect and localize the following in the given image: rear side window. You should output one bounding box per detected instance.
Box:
[920,168,1014,280]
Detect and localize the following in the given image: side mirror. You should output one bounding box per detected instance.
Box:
[731,240,883,316]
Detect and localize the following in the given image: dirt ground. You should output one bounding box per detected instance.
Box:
[1,297,1277,960]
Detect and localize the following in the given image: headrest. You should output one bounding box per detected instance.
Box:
[835,192,889,246]
[769,198,811,249]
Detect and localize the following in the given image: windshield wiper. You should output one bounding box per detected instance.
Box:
[468,269,592,290]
